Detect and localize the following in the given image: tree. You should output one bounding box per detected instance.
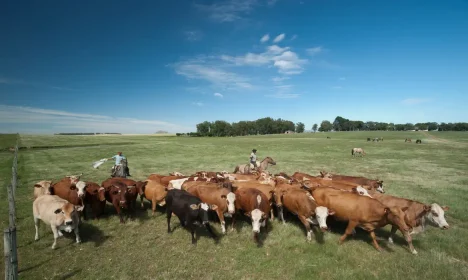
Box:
[312,123,318,133]
[296,122,305,133]
[196,121,211,136]
[318,120,333,132]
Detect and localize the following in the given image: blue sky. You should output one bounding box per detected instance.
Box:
[1,0,467,134]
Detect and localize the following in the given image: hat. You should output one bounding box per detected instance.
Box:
[252,149,257,152]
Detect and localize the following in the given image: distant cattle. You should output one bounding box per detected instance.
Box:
[33,195,84,249]
[416,139,422,144]
[367,138,371,141]
[351,148,366,157]
[405,138,412,142]
[33,180,52,199]
[165,189,217,244]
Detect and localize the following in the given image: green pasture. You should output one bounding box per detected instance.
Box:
[1,131,467,279]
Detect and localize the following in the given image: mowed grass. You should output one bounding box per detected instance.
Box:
[1,131,468,279]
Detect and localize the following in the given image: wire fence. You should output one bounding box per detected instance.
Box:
[4,133,19,280]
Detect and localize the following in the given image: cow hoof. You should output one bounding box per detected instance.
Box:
[411,249,418,255]
[388,238,394,244]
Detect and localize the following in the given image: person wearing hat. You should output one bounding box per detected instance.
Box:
[250,149,258,171]
[108,152,131,176]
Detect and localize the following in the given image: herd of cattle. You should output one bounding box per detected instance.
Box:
[32,168,449,254]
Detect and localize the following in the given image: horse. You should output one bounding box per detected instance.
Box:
[351,148,366,157]
[416,139,422,144]
[111,159,128,178]
[233,157,277,174]
[373,137,380,142]
[405,138,412,143]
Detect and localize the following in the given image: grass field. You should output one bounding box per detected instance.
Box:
[1,131,468,280]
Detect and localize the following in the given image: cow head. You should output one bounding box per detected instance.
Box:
[34,181,52,195]
[373,180,385,193]
[352,186,373,198]
[54,202,84,226]
[221,192,236,214]
[248,208,267,233]
[110,184,128,208]
[75,181,87,198]
[426,204,449,229]
[66,173,83,185]
[190,203,210,225]
[314,206,334,232]
[385,206,411,233]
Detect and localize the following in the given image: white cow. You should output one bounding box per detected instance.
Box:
[33,195,84,249]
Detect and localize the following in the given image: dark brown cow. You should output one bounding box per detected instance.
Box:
[304,186,416,254]
[231,181,275,219]
[186,183,236,234]
[319,172,385,193]
[105,181,137,223]
[83,181,106,220]
[233,188,271,241]
[371,192,449,251]
[102,178,147,201]
[279,189,333,241]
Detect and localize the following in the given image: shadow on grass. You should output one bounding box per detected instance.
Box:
[19,259,52,274]
[56,269,82,280]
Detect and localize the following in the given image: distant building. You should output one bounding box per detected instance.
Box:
[284,130,295,134]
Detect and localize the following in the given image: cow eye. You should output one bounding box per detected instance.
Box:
[93,190,98,193]
[432,211,439,217]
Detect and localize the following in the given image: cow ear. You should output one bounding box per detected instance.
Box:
[367,185,372,190]
[245,212,251,217]
[423,205,432,211]
[261,212,267,219]
[352,187,357,192]
[328,209,335,215]
[189,204,199,210]
[269,190,275,194]
[75,205,84,212]
[70,185,76,190]
[384,207,390,214]
[221,195,227,199]
[54,209,62,214]
[402,207,409,212]
[34,184,42,188]
[442,206,449,211]
[211,204,218,210]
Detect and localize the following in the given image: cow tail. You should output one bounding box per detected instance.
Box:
[351,149,354,155]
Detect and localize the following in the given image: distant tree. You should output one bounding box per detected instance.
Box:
[318,120,333,132]
[196,121,211,136]
[296,122,305,133]
[427,122,439,131]
[312,123,318,133]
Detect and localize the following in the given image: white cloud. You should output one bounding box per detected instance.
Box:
[172,58,252,89]
[260,34,270,43]
[195,0,257,23]
[185,30,203,41]
[271,76,290,83]
[307,46,323,56]
[214,92,223,98]
[272,51,307,74]
[0,105,192,134]
[273,33,285,43]
[192,102,204,106]
[401,98,432,105]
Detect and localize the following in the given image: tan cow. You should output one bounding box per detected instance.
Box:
[140,179,168,215]
[33,195,84,249]
[33,180,53,199]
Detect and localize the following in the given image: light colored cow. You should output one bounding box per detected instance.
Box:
[33,195,84,249]
[33,180,52,199]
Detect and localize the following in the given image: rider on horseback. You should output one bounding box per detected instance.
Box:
[250,149,258,171]
[108,152,131,177]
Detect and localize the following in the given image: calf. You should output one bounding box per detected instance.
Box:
[233,188,271,241]
[83,182,106,220]
[279,189,333,241]
[33,180,52,199]
[371,193,449,247]
[319,172,385,193]
[186,184,236,234]
[105,181,136,223]
[305,186,416,254]
[165,189,217,244]
[33,195,84,249]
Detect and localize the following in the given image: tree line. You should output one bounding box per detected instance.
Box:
[183,116,468,137]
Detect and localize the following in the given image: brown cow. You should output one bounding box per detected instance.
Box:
[232,188,271,241]
[49,180,86,207]
[147,174,165,181]
[83,182,106,220]
[319,172,384,193]
[33,180,52,199]
[278,189,333,241]
[371,192,449,251]
[105,181,136,223]
[140,179,168,215]
[231,181,275,220]
[304,186,416,254]
[186,184,236,234]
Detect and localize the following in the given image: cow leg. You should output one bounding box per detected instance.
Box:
[140,195,145,209]
[402,230,417,255]
[231,213,236,232]
[279,206,286,225]
[166,210,172,233]
[34,216,40,241]
[369,231,383,252]
[152,198,157,216]
[298,215,312,241]
[74,225,81,244]
[339,221,358,245]
[205,223,217,239]
[270,203,274,221]
[50,225,59,249]
[216,209,226,234]
[114,202,124,224]
[190,224,197,244]
[388,226,398,244]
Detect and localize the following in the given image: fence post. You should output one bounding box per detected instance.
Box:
[6,184,16,229]
[11,168,16,200]
[4,227,18,280]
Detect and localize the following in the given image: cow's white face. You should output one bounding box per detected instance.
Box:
[355,186,373,198]
[315,206,334,232]
[427,203,449,229]
[250,209,265,233]
[75,181,87,198]
[226,192,236,214]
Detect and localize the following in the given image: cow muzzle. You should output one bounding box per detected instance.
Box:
[320,226,328,232]
[442,225,449,230]
[119,201,126,206]
[65,221,73,226]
